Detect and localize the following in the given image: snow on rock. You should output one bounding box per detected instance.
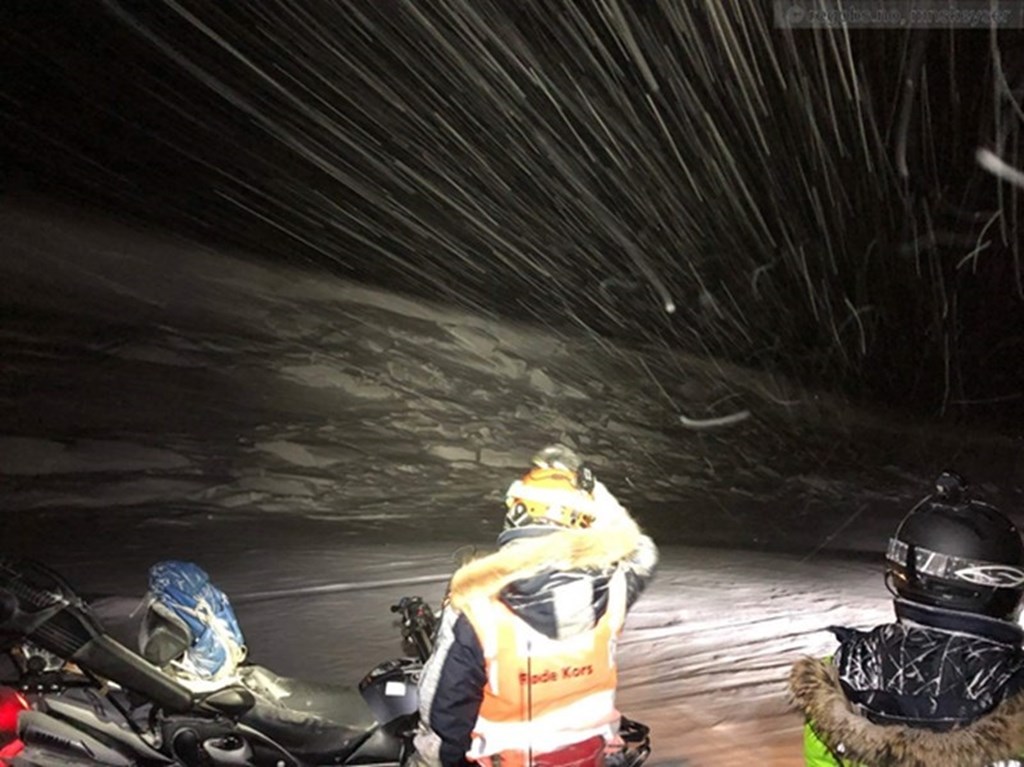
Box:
[527,368,559,396]
[233,475,326,497]
[0,203,991,551]
[525,368,589,400]
[0,436,190,475]
[428,444,478,463]
[205,490,269,509]
[603,419,662,438]
[254,440,354,469]
[386,359,452,392]
[478,448,530,468]
[6,478,209,510]
[442,347,529,379]
[199,473,349,512]
[441,324,500,357]
[278,363,396,400]
[389,413,444,433]
[108,343,210,368]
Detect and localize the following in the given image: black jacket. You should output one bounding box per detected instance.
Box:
[791,599,1024,766]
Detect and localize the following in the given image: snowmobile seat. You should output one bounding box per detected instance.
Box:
[237,665,380,759]
[136,573,380,758]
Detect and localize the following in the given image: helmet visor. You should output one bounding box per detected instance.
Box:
[887,538,1024,588]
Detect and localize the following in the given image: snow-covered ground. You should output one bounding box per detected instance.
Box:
[1,200,1021,765]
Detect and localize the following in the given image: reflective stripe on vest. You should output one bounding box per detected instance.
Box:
[462,569,628,759]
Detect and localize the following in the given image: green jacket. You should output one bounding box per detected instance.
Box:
[801,719,849,766]
[790,656,1024,767]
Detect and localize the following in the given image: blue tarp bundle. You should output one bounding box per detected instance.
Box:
[148,560,246,679]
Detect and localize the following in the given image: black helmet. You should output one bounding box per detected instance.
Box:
[886,471,1024,619]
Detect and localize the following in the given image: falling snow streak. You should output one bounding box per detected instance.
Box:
[3,2,1023,415]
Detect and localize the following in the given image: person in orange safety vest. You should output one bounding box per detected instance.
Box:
[410,445,658,767]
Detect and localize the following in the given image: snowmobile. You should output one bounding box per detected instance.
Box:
[0,558,651,766]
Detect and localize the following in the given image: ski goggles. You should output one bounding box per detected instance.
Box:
[887,538,1024,588]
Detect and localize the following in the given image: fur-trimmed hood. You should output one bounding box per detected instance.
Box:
[446,516,649,640]
[790,656,1024,766]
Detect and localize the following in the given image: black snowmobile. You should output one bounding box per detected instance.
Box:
[0,558,651,766]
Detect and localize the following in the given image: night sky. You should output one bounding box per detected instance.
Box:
[3,1,1024,425]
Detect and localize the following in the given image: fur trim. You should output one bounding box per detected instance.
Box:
[447,517,641,611]
[789,656,1024,766]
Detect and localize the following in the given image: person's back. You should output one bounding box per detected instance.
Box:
[790,471,1024,766]
[412,445,658,767]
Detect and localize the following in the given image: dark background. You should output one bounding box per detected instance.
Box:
[3,1,1024,427]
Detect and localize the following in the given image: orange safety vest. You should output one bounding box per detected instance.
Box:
[460,569,628,765]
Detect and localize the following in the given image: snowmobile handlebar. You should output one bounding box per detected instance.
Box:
[391,596,437,662]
